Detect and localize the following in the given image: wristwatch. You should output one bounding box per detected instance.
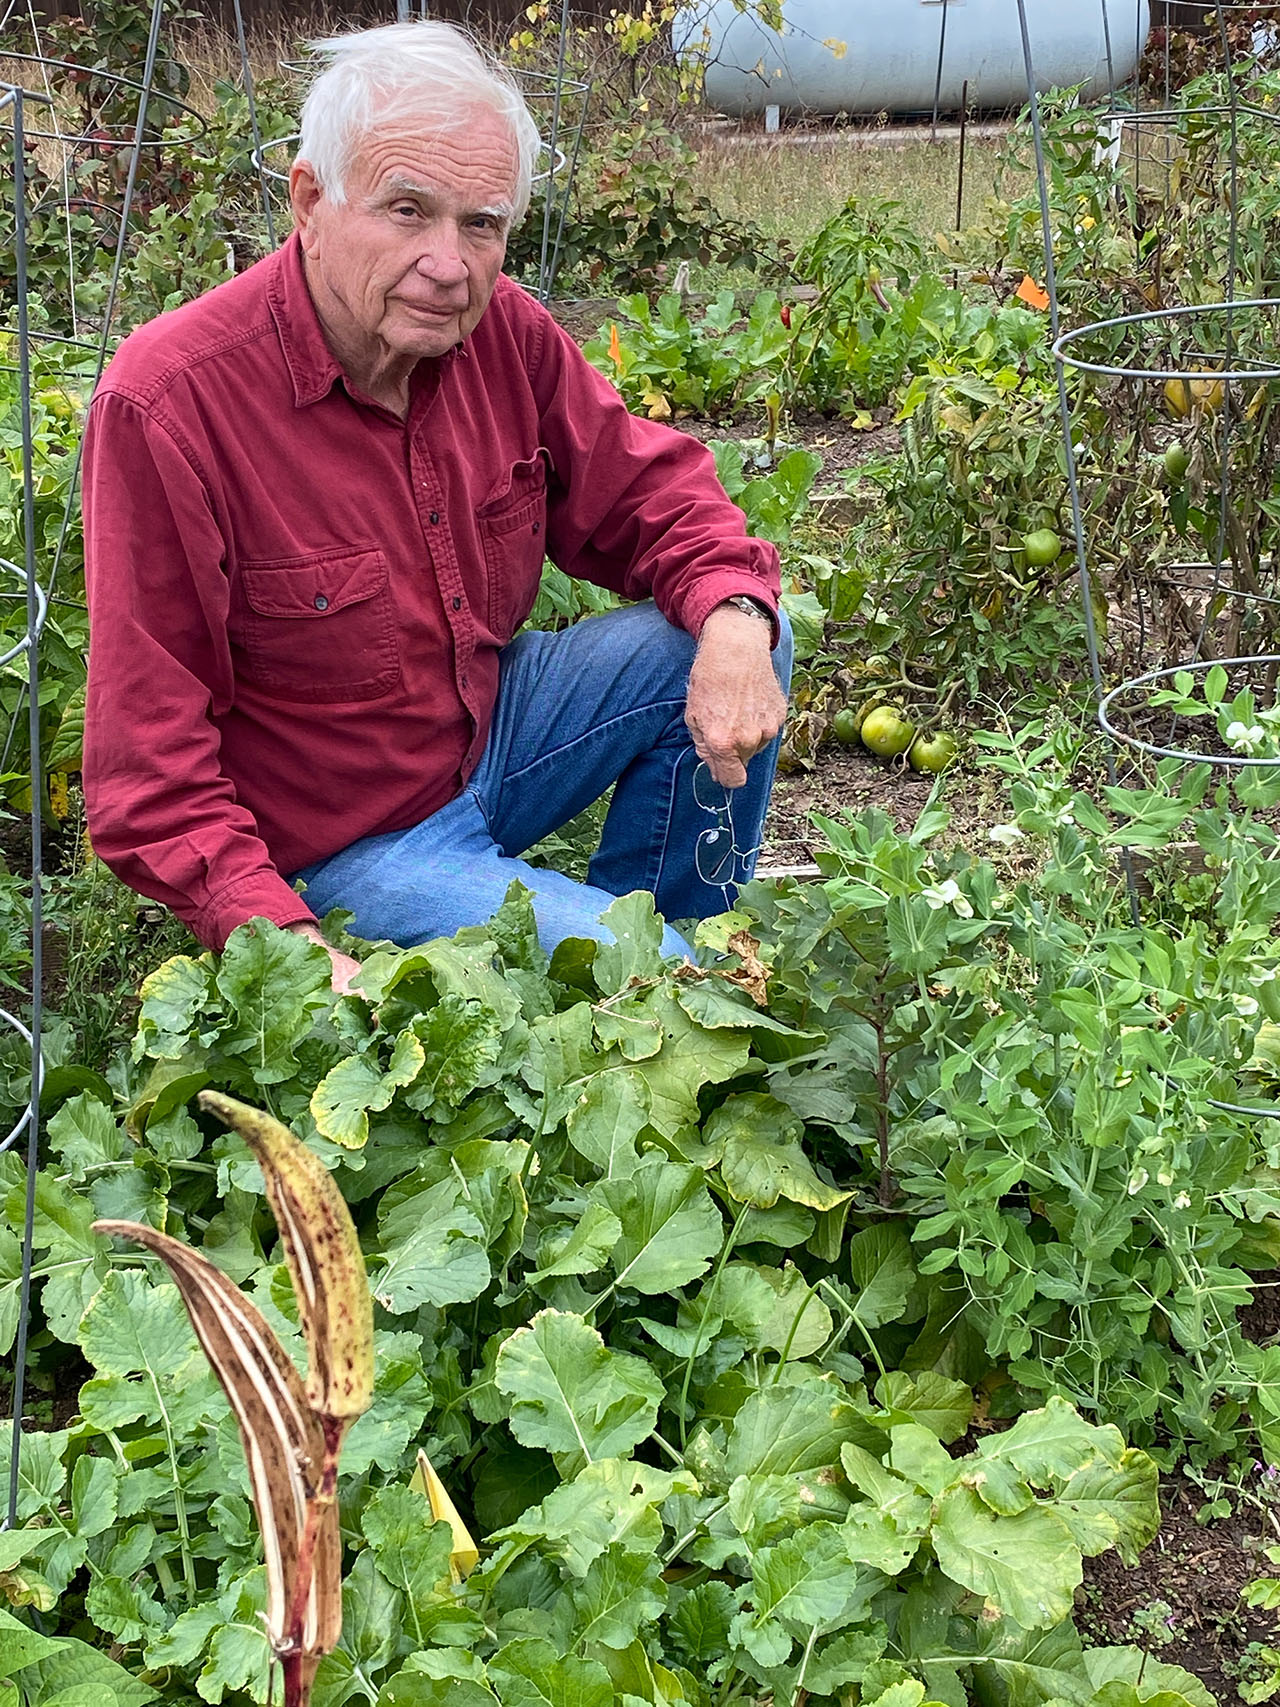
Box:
[722,594,773,624]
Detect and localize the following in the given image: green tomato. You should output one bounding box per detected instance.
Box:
[908,731,958,774]
[831,707,861,748]
[860,705,915,759]
[1163,442,1190,482]
[1022,528,1063,567]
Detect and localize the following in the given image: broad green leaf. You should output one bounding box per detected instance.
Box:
[374,1178,491,1313]
[931,1483,1081,1629]
[16,1633,157,1707]
[889,1425,959,1497]
[1054,1450,1159,1565]
[707,1093,849,1211]
[564,1074,649,1178]
[488,1637,613,1707]
[133,956,215,1061]
[490,1458,692,1577]
[529,1203,622,1285]
[515,1005,598,1130]
[804,1630,888,1696]
[343,1331,438,1478]
[381,1672,497,1707]
[598,1155,724,1294]
[46,1094,123,1179]
[215,921,332,1084]
[336,1551,403,1675]
[873,1371,973,1443]
[405,995,503,1117]
[312,1032,425,1149]
[668,1581,738,1663]
[849,1225,915,1331]
[0,1425,68,1526]
[1082,1649,1215,1707]
[0,1604,67,1672]
[746,1262,832,1358]
[551,1543,666,1650]
[79,1269,198,1382]
[13,1171,103,1341]
[730,1523,862,1667]
[618,992,750,1136]
[975,1397,1126,1486]
[723,1376,868,1483]
[593,892,669,992]
[360,1488,453,1643]
[494,1309,663,1475]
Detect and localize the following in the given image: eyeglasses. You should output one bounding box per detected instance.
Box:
[693,761,761,902]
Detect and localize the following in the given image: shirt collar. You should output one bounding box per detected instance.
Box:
[266,230,468,410]
[266,231,345,409]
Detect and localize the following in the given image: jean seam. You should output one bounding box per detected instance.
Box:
[500,695,689,788]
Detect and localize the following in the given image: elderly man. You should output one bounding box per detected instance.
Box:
[82,21,790,991]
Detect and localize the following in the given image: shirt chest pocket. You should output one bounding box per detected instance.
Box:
[233,547,401,703]
[476,453,550,644]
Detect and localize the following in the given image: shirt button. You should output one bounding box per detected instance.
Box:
[452,596,462,611]
[314,594,329,611]
[429,511,440,524]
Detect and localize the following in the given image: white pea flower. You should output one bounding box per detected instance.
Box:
[1127,1168,1149,1196]
[1233,994,1261,1017]
[1226,720,1267,755]
[921,878,974,919]
[1054,802,1076,826]
[987,823,1025,846]
[1173,1191,1192,1210]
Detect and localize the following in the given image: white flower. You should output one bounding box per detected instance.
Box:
[1173,1191,1192,1210]
[1054,802,1076,827]
[987,823,1025,846]
[921,878,974,919]
[1226,720,1267,755]
[1127,1168,1149,1196]
[1233,994,1261,1017]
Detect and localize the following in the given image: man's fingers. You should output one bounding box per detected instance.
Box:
[705,754,749,788]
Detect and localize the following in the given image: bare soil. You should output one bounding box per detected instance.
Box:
[1081,1483,1277,1704]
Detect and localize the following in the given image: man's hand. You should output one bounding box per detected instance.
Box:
[685,602,788,789]
[286,921,364,995]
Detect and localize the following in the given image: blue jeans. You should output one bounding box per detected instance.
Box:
[291,600,793,955]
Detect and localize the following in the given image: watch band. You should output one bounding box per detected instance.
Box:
[723,594,773,623]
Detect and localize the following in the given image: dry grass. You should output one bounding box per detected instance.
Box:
[691,131,1035,251]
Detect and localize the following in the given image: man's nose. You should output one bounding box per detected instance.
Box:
[416,224,468,287]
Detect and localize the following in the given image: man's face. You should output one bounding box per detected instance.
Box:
[292,107,519,365]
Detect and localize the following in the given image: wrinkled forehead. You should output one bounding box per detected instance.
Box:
[344,107,520,202]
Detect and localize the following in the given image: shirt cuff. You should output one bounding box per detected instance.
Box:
[193,872,318,953]
[685,575,782,649]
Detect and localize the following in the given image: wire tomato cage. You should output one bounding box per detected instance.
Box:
[1011,0,1280,1121]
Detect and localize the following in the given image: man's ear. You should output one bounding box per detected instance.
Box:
[290,160,324,248]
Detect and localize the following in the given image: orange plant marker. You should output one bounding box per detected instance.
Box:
[1015,274,1051,311]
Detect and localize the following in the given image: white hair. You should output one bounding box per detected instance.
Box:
[296,21,542,222]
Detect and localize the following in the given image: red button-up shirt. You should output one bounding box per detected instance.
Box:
[81,234,780,950]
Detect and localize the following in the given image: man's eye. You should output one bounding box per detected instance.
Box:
[392,203,420,219]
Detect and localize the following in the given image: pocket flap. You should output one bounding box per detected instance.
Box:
[478,450,551,526]
[241,548,388,619]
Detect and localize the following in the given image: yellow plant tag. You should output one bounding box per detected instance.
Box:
[410,1449,480,1582]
